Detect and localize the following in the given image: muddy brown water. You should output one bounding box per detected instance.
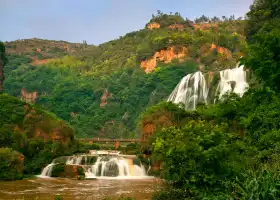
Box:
[0,177,163,200]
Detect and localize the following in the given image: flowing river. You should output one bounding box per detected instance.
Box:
[0,151,162,199]
[0,177,162,200]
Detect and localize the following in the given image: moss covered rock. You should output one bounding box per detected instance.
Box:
[51,164,85,178]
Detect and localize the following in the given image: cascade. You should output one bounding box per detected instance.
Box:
[39,151,147,179]
[167,71,208,110]
[41,163,55,177]
[215,65,248,99]
[168,64,248,110]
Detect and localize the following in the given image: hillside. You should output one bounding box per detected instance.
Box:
[0,94,75,179]
[3,13,247,138]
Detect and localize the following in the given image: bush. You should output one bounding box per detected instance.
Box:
[51,164,65,177]
[231,170,280,199]
[0,148,24,180]
[153,120,245,192]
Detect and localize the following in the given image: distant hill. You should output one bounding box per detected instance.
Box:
[5,38,97,61]
[4,13,247,138]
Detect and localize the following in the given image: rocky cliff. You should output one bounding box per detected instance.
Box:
[140,46,187,73]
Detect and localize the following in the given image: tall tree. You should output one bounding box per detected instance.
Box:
[0,42,7,93]
[244,0,280,90]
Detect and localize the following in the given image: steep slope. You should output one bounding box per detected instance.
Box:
[4,13,247,138]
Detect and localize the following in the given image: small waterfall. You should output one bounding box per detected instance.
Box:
[168,71,208,110]
[40,163,55,177]
[168,64,248,110]
[215,65,248,100]
[40,151,148,179]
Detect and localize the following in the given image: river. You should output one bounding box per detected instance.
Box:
[0,177,162,200]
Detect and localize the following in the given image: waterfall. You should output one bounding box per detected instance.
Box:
[168,64,248,110]
[215,65,248,100]
[167,71,208,110]
[85,156,146,178]
[40,163,55,177]
[39,151,147,179]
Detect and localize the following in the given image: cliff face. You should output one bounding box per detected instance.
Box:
[141,109,173,142]
[168,24,184,30]
[147,22,161,30]
[140,46,188,73]
[21,88,38,104]
[211,43,232,59]
[32,59,51,65]
[193,23,218,30]
[100,89,111,107]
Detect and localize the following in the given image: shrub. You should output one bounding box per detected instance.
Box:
[0,148,24,180]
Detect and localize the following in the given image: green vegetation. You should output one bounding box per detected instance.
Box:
[139,1,280,198]
[5,57,197,138]
[0,41,7,92]
[4,13,246,138]
[244,0,280,90]
[147,11,192,28]
[149,89,280,199]
[0,93,76,179]
[0,148,24,180]
[2,2,280,200]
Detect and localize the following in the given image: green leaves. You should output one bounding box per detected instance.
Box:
[153,120,238,191]
[245,0,280,90]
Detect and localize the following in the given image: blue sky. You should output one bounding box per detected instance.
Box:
[0,0,253,45]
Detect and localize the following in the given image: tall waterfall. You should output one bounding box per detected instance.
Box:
[39,151,147,179]
[168,64,248,109]
[167,71,208,110]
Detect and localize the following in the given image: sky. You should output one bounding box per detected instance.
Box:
[0,0,254,45]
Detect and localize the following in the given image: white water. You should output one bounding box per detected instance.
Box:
[40,163,55,178]
[215,65,248,100]
[40,151,148,179]
[168,65,248,109]
[167,71,208,110]
[85,156,146,179]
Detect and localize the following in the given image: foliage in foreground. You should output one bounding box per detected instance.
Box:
[149,1,280,198]
[150,89,280,198]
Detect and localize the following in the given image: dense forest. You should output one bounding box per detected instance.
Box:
[3,13,246,138]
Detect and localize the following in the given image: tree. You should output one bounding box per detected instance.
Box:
[211,16,221,23]
[0,42,7,93]
[153,120,243,192]
[246,0,280,39]
[244,0,280,90]
[195,15,209,24]
[222,16,227,21]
